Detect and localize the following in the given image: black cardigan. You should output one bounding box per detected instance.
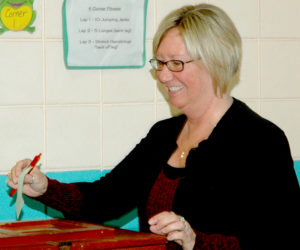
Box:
[66,99,299,249]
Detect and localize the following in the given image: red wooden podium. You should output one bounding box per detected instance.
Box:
[0,219,167,249]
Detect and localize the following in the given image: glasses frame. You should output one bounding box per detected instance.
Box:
[149,58,194,72]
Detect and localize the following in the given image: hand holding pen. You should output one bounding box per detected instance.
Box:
[7,154,49,198]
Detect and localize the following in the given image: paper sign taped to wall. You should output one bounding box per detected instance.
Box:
[63,0,148,69]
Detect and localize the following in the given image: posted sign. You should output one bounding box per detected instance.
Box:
[63,0,148,69]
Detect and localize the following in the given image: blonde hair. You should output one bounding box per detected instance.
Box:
[153,4,242,95]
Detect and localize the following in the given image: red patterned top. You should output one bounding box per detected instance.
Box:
[145,164,241,250]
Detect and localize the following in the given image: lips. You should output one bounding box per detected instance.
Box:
[9,3,24,8]
[168,85,184,92]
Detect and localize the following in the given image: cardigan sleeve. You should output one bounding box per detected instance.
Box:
[193,231,241,250]
[33,120,172,223]
[34,177,86,220]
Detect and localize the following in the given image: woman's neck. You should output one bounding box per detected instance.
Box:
[180,95,233,145]
[169,95,233,168]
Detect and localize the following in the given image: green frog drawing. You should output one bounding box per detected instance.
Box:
[0,0,36,34]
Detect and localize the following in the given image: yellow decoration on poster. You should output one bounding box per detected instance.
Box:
[1,6,32,30]
[0,0,36,34]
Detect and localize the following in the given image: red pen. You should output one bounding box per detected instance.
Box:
[9,153,42,197]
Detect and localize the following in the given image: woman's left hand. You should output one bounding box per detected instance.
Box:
[148,211,196,250]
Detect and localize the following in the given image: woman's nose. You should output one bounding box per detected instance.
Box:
[157,65,173,83]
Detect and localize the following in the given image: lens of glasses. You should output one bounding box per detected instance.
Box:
[167,60,184,72]
[149,59,161,70]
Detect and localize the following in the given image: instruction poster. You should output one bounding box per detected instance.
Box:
[63,0,148,69]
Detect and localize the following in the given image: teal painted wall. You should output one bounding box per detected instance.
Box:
[1,162,300,230]
[295,161,300,183]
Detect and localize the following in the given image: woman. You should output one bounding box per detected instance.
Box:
[7,4,299,250]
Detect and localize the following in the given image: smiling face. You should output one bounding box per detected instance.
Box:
[156,27,217,116]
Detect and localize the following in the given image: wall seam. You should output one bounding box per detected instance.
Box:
[42,0,47,171]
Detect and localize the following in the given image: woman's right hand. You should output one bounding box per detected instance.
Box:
[7,159,48,197]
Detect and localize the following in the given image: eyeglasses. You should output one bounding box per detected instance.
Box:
[149,58,193,72]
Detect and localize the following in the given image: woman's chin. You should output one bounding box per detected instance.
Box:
[169,99,185,111]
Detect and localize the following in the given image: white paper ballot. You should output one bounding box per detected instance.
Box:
[16,167,32,220]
